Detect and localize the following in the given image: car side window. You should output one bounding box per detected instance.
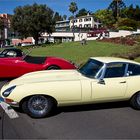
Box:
[127,64,140,76]
[104,63,126,78]
[6,51,17,57]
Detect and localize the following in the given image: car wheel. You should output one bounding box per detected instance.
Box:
[22,95,54,118]
[130,92,140,110]
[47,65,60,70]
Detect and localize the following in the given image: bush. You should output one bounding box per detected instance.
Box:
[117,26,134,31]
[117,18,138,30]
[100,36,136,46]
[112,45,140,60]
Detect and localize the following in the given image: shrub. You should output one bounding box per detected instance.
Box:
[117,26,134,31]
[112,45,140,60]
[117,18,138,30]
[100,36,136,46]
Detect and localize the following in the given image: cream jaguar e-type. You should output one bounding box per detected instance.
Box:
[1,57,140,118]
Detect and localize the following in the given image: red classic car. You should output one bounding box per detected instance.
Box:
[0,48,76,78]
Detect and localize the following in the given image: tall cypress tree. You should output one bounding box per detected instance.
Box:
[108,0,126,20]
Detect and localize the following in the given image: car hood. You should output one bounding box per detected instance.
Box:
[5,70,82,87]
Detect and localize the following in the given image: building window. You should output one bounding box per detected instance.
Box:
[84,24,91,28]
[79,19,83,22]
[84,24,87,27]
[88,24,91,27]
[79,24,82,28]
[74,19,77,23]
[84,17,92,22]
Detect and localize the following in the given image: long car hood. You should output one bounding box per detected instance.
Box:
[7,70,81,86]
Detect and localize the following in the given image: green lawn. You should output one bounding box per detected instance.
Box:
[29,40,136,64]
[135,57,140,62]
[0,40,137,64]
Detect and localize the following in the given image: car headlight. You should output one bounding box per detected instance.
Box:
[2,86,16,97]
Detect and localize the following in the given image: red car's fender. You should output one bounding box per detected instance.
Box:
[44,57,76,70]
[0,57,44,78]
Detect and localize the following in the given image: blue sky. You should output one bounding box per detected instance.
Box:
[0,0,140,17]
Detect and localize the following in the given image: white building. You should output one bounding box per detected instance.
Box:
[43,14,102,43]
[70,14,101,29]
[55,20,70,32]
[42,32,89,43]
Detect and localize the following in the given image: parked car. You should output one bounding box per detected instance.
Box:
[0,48,76,78]
[0,48,23,58]
[21,42,34,47]
[1,57,140,118]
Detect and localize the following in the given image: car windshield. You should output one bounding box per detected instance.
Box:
[0,49,23,57]
[78,59,104,78]
[22,49,32,59]
[0,50,8,55]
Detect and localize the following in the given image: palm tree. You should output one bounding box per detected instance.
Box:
[63,15,67,20]
[108,0,126,19]
[69,2,78,41]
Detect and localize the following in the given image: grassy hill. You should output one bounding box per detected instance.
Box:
[0,40,137,64]
[29,40,139,64]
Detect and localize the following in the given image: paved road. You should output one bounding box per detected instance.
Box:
[0,80,140,139]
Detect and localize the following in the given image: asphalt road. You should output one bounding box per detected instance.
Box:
[0,80,140,139]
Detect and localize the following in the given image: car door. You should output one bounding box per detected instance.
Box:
[0,58,43,78]
[0,58,23,77]
[125,63,140,97]
[92,62,127,101]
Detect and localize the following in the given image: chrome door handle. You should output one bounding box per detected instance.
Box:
[120,81,126,83]
[98,79,105,84]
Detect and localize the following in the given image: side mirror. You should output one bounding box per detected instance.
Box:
[98,79,105,84]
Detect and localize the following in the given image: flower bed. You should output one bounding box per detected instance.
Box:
[100,36,136,46]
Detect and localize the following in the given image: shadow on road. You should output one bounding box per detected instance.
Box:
[51,101,130,117]
[10,101,130,118]
[62,101,129,111]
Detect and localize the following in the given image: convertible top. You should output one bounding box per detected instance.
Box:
[24,55,47,64]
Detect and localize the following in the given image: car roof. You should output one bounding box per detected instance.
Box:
[3,48,22,52]
[90,57,140,65]
[3,47,21,51]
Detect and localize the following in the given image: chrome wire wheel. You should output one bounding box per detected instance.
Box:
[27,96,49,117]
[130,92,140,110]
[136,93,140,106]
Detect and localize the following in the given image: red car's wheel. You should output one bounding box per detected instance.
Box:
[47,65,60,70]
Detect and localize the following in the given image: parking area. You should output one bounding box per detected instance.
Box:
[0,80,140,139]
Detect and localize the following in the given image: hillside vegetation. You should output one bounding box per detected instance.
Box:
[29,40,139,64]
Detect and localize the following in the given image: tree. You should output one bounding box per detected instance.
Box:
[68,15,74,20]
[108,0,126,20]
[0,18,4,39]
[0,18,4,29]
[94,9,116,28]
[63,15,67,20]
[69,2,78,40]
[54,12,63,22]
[123,4,135,20]
[11,3,55,45]
[117,18,138,30]
[76,8,88,17]
[134,5,140,21]
[124,4,140,21]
